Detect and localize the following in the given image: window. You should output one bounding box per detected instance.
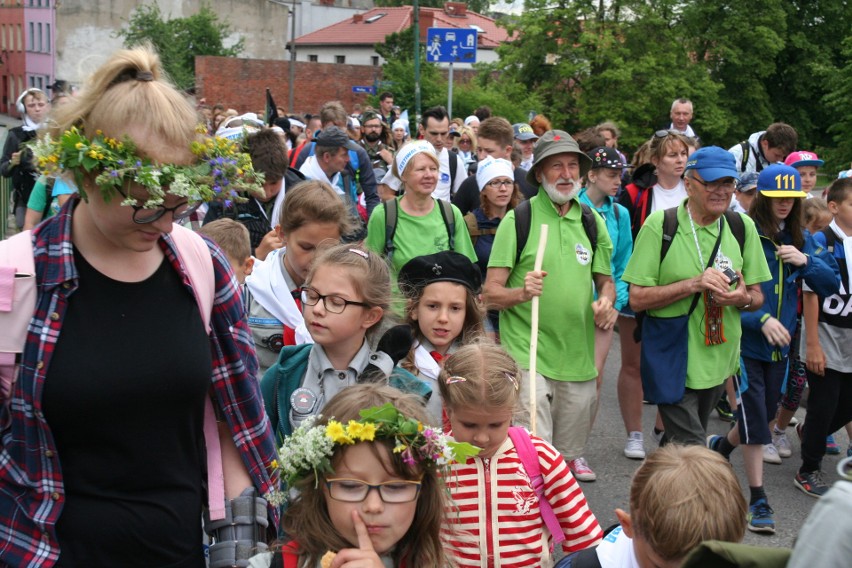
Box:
[308,54,318,62]
[28,22,33,51]
[335,55,345,64]
[17,24,23,51]
[364,13,386,24]
[1,25,5,50]
[37,23,42,52]
[45,23,50,52]
[371,56,379,66]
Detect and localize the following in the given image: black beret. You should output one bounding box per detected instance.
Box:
[398,251,482,297]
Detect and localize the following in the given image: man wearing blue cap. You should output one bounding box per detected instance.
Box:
[623,146,771,446]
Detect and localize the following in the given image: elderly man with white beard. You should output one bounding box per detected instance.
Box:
[484,130,616,481]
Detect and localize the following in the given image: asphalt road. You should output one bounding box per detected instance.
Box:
[573,328,849,549]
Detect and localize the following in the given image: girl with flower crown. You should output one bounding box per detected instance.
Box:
[260,243,431,443]
[0,47,278,567]
[250,384,473,568]
[439,343,603,568]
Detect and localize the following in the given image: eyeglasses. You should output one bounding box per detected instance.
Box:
[325,478,422,503]
[654,129,678,138]
[486,179,514,189]
[300,287,371,313]
[458,138,472,145]
[115,187,201,224]
[690,177,737,193]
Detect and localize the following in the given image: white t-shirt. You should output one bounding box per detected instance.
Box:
[434,147,466,202]
[596,526,640,568]
[649,180,687,214]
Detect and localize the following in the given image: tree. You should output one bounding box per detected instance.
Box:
[375,0,492,16]
[117,3,244,91]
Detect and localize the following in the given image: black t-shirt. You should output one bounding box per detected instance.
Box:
[452,166,536,215]
[44,250,212,568]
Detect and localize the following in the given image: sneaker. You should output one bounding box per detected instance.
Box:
[568,457,597,482]
[706,434,723,452]
[762,443,782,465]
[652,428,664,445]
[624,432,646,460]
[789,416,799,426]
[747,499,776,534]
[794,470,829,498]
[826,435,841,455]
[715,397,735,422]
[772,430,792,458]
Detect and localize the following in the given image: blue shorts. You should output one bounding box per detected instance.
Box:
[736,357,788,445]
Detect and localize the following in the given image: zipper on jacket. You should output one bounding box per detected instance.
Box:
[484,457,494,568]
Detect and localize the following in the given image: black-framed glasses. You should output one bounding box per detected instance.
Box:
[690,176,737,193]
[300,287,371,314]
[486,179,514,189]
[325,478,422,503]
[115,187,201,224]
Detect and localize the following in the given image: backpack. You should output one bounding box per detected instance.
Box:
[0,226,236,522]
[463,211,498,246]
[508,426,565,551]
[513,199,600,264]
[383,197,456,264]
[448,150,458,197]
[738,140,765,173]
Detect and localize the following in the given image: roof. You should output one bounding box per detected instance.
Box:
[294,5,510,49]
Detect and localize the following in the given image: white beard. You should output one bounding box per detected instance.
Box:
[542,178,581,205]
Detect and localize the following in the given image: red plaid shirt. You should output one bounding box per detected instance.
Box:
[0,199,280,567]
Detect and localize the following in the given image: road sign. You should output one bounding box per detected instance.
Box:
[426,27,477,64]
[352,86,375,94]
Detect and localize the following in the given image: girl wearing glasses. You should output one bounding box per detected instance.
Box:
[0,48,278,567]
[252,384,456,568]
[260,244,432,443]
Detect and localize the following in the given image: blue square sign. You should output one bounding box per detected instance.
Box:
[426,28,478,64]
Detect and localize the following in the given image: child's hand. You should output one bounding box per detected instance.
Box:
[330,510,384,568]
[254,228,284,261]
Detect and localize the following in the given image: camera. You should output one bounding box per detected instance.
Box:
[722,267,740,286]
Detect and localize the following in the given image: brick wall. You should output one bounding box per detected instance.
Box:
[195,56,383,116]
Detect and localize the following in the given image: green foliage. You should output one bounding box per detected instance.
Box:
[375,0,492,16]
[117,3,244,91]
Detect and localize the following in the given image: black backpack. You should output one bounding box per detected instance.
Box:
[512,199,601,264]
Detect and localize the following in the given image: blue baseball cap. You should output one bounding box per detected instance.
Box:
[685,146,739,182]
[757,164,805,197]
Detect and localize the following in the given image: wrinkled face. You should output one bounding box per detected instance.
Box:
[670,102,693,131]
[446,405,513,459]
[412,281,468,355]
[536,153,582,204]
[685,174,737,221]
[323,443,419,556]
[324,147,350,175]
[420,117,451,152]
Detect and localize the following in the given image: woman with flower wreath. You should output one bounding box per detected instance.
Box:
[0,48,279,567]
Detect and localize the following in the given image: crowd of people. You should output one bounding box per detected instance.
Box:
[1,46,851,568]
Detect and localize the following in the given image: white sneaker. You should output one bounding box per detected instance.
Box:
[624,432,646,460]
[772,430,792,458]
[762,443,782,465]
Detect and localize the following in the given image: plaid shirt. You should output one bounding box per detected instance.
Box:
[0,199,280,567]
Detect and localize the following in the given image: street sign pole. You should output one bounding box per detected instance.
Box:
[414,0,421,124]
[447,62,454,119]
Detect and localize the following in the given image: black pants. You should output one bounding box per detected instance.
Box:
[801,367,852,472]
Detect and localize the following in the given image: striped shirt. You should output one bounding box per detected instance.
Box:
[442,433,602,567]
[0,198,280,567]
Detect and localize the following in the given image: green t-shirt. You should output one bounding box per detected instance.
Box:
[622,201,771,389]
[365,197,476,275]
[487,191,613,381]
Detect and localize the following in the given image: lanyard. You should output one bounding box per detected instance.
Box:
[686,203,720,270]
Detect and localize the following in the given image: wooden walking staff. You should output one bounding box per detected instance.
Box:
[528,224,549,436]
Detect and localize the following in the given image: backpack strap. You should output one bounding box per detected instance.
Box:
[437,198,456,251]
[739,141,750,173]
[448,151,458,196]
[0,230,35,406]
[821,226,836,253]
[464,212,481,240]
[579,203,598,258]
[508,426,565,550]
[169,226,226,519]
[660,207,680,262]
[723,210,746,255]
[514,199,532,264]
[383,198,399,263]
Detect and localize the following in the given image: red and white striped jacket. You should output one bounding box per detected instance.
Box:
[441,433,603,568]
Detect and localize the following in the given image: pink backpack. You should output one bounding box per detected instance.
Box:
[0,226,230,521]
[508,426,566,550]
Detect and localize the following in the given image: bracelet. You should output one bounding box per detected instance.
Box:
[738,294,752,311]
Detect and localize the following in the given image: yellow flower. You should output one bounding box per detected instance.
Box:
[417,422,424,433]
[326,421,353,444]
[393,443,407,454]
[346,421,377,442]
[95,129,103,136]
[75,142,84,150]
[48,155,58,163]
[88,150,98,159]
[270,459,279,469]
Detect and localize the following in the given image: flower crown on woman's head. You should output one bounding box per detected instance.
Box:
[272,403,479,492]
[30,126,264,208]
